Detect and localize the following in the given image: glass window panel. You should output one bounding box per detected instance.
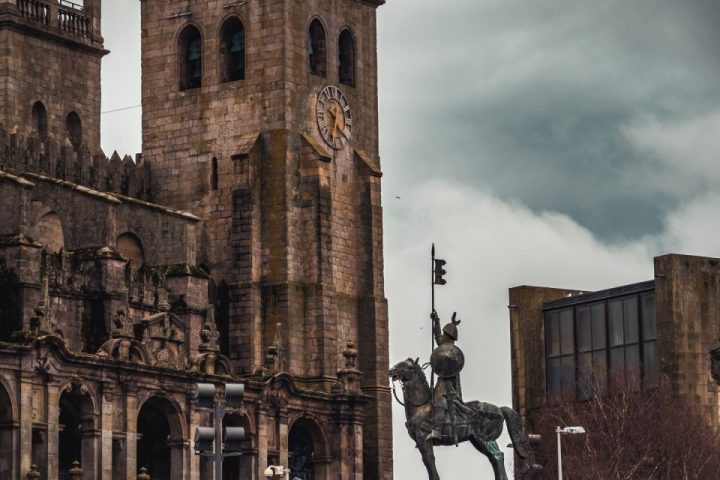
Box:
[610,347,625,388]
[608,300,624,347]
[593,350,608,396]
[577,353,593,400]
[547,357,561,405]
[644,341,659,388]
[561,356,576,402]
[642,292,657,340]
[560,308,574,355]
[577,306,591,352]
[591,303,606,350]
[624,296,639,344]
[626,345,641,390]
[546,312,560,357]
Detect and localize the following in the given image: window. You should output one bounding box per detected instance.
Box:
[65,111,82,151]
[211,157,218,190]
[179,25,203,90]
[308,19,326,77]
[32,102,48,140]
[545,289,657,405]
[338,29,355,86]
[220,17,245,83]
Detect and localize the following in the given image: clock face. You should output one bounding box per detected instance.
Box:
[316,85,352,150]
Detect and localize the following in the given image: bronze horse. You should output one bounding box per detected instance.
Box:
[389,358,527,480]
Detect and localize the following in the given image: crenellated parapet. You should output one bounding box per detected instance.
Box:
[0,126,151,201]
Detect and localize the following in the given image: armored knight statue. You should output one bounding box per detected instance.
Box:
[427,310,466,442]
[389,310,529,480]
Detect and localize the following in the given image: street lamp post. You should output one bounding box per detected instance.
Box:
[556,426,585,480]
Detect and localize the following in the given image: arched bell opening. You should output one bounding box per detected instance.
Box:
[137,396,185,480]
[58,385,97,480]
[65,111,82,151]
[31,101,48,140]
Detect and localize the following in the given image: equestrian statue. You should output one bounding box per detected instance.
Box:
[389,309,528,480]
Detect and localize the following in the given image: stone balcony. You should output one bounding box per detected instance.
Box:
[12,0,98,42]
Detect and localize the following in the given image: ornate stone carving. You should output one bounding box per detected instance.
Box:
[332,342,363,395]
[256,322,283,378]
[189,306,232,376]
[14,274,64,341]
[262,376,290,414]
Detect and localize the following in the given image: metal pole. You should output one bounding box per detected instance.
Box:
[430,244,436,420]
[215,401,224,480]
[556,427,562,480]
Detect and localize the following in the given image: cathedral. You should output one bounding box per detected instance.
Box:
[0,0,392,479]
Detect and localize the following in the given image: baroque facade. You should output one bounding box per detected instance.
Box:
[0,0,392,479]
[510,254,720,446]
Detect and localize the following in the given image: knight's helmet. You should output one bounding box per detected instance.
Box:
[442,322,458,341]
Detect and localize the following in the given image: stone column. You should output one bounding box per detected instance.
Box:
[46,382,60,480]
[278,411,289,471]
[18,374,34,477]
[257,408,269,477]
[188,406,205,480]
[124,388,138,480]
[99,382,115,480]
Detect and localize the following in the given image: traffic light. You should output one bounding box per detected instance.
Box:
[433,258,447,285]
[225,383,245,409]
[224,426,247,452]
[194,383,216,408]
[195,426,215,453]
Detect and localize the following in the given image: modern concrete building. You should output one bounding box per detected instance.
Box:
[510,254,720,439]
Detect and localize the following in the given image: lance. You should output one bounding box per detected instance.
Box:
[430,244,447,429]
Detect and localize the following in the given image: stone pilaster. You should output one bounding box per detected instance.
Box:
[124,388,138,480]
[99,382,115,480]
[46,382,60,480]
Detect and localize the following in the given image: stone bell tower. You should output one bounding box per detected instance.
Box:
[140,0,392,478]
[0,0,105,152]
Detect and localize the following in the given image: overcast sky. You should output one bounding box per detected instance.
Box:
[101,1,720,477]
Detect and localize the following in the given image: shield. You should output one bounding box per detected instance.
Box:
[431,343,465,378]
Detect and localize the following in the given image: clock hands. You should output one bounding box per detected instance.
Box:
[328,103,343,143]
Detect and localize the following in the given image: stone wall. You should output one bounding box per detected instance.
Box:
[0,0,105,153]
[140,1,392,477]
[654,254,720,427]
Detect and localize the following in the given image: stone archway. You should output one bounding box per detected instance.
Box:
[137,396,185,480]
[0,381,15,478]
[222,413,253,480]
[58,384,96,480]
[288,417,329,480]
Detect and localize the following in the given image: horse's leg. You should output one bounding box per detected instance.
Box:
[485,440,508,480]
[470,437,507,480]
[417,439,441,480]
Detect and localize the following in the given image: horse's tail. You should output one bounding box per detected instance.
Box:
[501,406,528,459]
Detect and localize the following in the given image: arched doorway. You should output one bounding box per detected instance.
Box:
[222,413,253,480]
[137,396,185,480]
[58,384,96,479]
[288,417,328,480]
[0,381,15,478]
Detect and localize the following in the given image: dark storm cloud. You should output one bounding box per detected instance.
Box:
[379,0,720,241]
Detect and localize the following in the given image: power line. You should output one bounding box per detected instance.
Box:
[101,104,141,114]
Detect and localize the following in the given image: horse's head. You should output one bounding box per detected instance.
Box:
[388,357,421,383]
